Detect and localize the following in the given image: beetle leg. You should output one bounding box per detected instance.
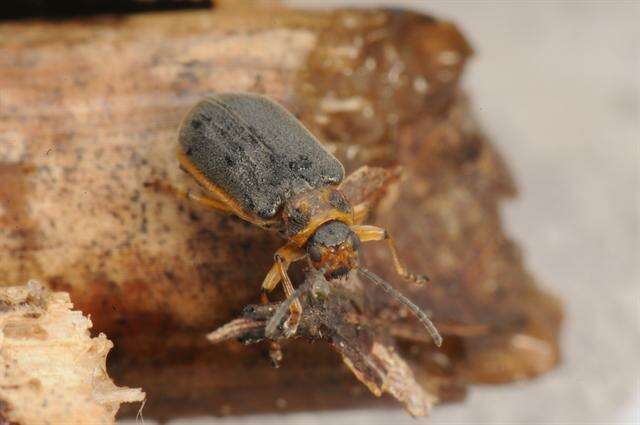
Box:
[261,263,283,293]
[261,245,305,336]
[147,179,233,214]
[261,245,305,291]
[351,224,429,284]
[184,189,234,213]
[275,254,302,336]
[352,202,370,224]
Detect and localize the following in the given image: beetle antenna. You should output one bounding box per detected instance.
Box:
[358,268,442,347]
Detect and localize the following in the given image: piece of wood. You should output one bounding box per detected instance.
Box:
[0,282,145,424]
[0,2,562,419]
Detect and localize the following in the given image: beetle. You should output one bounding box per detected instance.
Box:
[166,93,441,346]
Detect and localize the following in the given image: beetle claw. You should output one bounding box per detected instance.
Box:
[283,313,300,337]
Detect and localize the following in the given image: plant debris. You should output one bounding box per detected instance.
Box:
[208,269,436,416]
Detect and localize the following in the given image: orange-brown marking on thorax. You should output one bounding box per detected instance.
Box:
[283,186,354,247]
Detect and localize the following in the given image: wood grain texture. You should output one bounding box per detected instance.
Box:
[0,2,562,419]
[0,282,145,424]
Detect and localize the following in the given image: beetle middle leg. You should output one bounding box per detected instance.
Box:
[146,179,234,214]
[262,244,305,335]
[351,224,429,284]
[183,189,234,213]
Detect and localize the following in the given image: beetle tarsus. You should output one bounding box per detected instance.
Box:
[283,313,300,337]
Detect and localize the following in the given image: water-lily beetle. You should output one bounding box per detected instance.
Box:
[170,93,441,345]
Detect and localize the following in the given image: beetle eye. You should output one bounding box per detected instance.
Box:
[307,244,323,262]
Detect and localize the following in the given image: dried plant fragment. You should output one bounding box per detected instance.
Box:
[0,281,145,425]
[208,270,435,416]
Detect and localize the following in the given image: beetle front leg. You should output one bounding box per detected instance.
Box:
[261,245,304,291]
[275,254,303,336]
[261,245,305,336]
[352,224,429,284]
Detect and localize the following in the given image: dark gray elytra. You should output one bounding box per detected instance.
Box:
[179,93,345,219]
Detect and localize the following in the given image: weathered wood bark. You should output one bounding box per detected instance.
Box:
[0,282,145,424]
[0,2,562,420]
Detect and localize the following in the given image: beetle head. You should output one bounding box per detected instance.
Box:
[306,221,360,280]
